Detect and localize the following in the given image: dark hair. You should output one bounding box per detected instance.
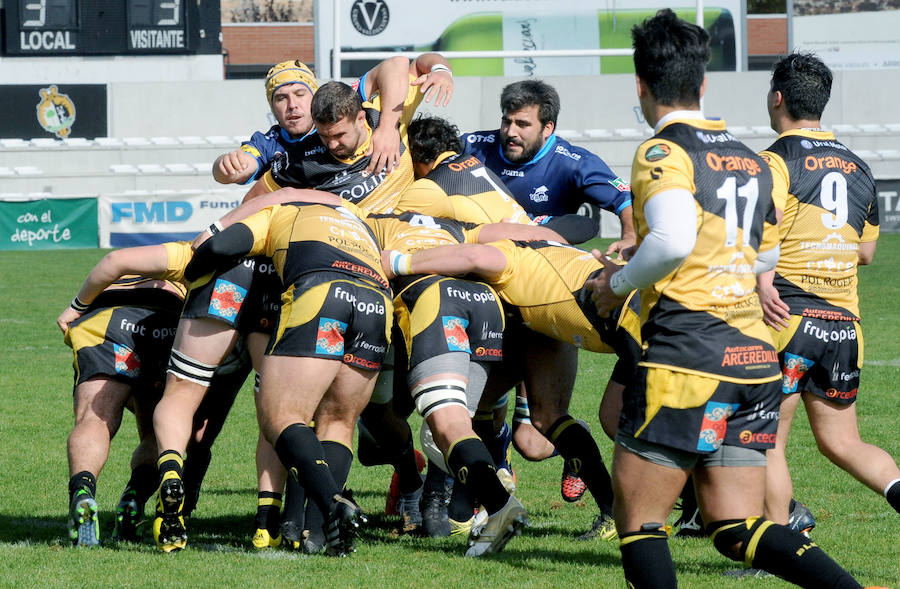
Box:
[770,53,832,121]
[408,115,462,164]
[500,80,560,127]
[631,9,710,106]
[310,81,363,125]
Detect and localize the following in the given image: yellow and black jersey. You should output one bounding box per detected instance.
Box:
[238,201,390,292]
[395,151,532,225]
[760,130,878,320]
[631,118,780,382]
[261,76,424,214]
[102,240,192,303]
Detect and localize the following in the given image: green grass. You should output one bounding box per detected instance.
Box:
[1,237,898,588]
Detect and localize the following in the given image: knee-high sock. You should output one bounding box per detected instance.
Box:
[546,415,614,515]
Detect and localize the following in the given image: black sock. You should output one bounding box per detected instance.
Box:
[619,527,677,589]
[423,459,448,496]
[123,463,158,506]
[447,475,476,522]
[304,440,354,543]
[750,522,861,588]
[547,415,614,515]
[281,474,306,533]
[446,437,508,514]
[886,479,900,514]
[472,411,508,466]
[68,471,96,502]
[254,491,283,535]
[182,446,212,498]
[390,435,423,494]
[273,424,338,516]
[157,450,184,481]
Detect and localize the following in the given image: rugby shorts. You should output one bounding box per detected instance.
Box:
[618,366,781,455]
[770,315,862,405]
[394,276,504,368]
[268,273,391,371]
[183,256,282,335]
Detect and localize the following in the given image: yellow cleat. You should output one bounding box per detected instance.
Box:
[153,514,187,552]
[252,528,282,550]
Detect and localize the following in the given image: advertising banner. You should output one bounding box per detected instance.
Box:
[0,198,98,250]
[0,84,108,140]
[876,178,900,233]
[792,3,900,70]
[99,191,244,247]
[315,0,743,78]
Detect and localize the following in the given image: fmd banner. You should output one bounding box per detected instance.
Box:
[99,191,244,247]
[0,198,98,250]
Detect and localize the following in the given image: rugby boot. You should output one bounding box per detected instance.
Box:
[420,489,451,537]
[385,449,426,515]
[324,494,367,557]
[112,494,143,543]
[788,499,816,537]
[560,463,587,503]
[396,486,423,534]
[577,512,618,541]
[68,489,100,547]
[465,496,528,557]
[252,527,282,550]
[279,520,303,551]
[153,473,187,552]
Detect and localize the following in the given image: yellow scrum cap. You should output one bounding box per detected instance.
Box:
[265,60,319,104]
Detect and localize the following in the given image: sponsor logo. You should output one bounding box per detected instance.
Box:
[837,369,859,382]
[448,156,480,171]
[350,0,389,36]
[799,232,859,253]
[650,166,663,180]
[695,130,736,144]
[825,387,858,400]
[782,352,814,394]
[529,185,550,203]
[645,144,670,162]
[800,139,814,150]
[316,317,347,355]
[800,139,848,151]
[334,286,385,316]
[445,285,495,303]
[208,279,247,323]
[747,402,779,421]
[705,152,762,176]
[501,169,524,177]
[805,255,855,273]
[36,85,76,139]
[711,280,753,301]
[442,316,471,353]
[111,201,193,224]
[113,343,141,378]
[305,146,326,157]
[474,346,503,358]
[696,401,740,452]
[804,155,857,175]
[720,344,778,367]
[466,134,495,143]
[343,353,381,370]
[554,144,581,160]
[331,260,388,289]
[609,177,631,192]
[739,430,777,445]
[802,320,857,343]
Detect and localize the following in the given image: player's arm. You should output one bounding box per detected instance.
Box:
[859,241,877,265]
[57,244,172,332]
[213,149,257,184]
[186,222,258,282]
[858,195,880,265]
[382,243,507,281]
[363,56,412,175]
[574,152,635,255]
[474,221,566,244]
[411,52,453,107]
[609,204,637,258]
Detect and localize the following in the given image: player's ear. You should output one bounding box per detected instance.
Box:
[542,120,555,141]
[699,76,707,100]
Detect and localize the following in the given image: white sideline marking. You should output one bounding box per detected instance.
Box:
[866,359,900,367]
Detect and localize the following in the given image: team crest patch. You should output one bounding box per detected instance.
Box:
[442,316,470,353]
[316,317,347,355]
[113,343,141,378]
[645,143,671,162]
[782,352,814,394]
[696,401,740,452]
[36,85,76,139]
[208,279,247,324]
[609,177,631,192]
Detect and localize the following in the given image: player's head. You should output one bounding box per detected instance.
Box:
[499,80,560,163]
[631,9,709,123]
[408,115,462,178]
[769,52,832,124]
[265,60,319,138]
[311,81,367,159]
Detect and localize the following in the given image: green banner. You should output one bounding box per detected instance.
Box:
[0,198,98,250]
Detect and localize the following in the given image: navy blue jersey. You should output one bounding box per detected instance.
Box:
[239,125,313,185]
[460,130,632,217]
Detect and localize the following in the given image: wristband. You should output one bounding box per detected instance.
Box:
[389,251,414,276]
[430,63,453,77]
[70,296,90,313]
[208,221,224,235]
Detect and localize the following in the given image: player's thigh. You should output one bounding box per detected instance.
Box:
[695,464,766,523]
[523,334,578,426]
[258,355,341,436]
[172,317,240,366]
[73,376,132,427]
[425,404,475,453]
[804,393,862,450]
[612,442,688,532]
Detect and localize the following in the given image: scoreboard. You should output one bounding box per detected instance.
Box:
[2,0,220,55]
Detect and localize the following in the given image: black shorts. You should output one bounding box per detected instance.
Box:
[772,315,862,405]
[65,304,179,395]
[268,273,391,371]
[395,276,504,368]
[619,366,781,454]
[183,256,282,335]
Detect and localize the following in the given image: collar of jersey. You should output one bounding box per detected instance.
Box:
[654,110,713,133]
[778,128,835,141]
[497,133,557,166]
[279,126,316,144]
[434,151,459,166]
[332,121,373,164]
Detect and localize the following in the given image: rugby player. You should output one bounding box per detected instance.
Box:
[757,53,900,524]
[587,10,863,587]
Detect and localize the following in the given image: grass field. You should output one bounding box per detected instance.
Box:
[0,236,898,588]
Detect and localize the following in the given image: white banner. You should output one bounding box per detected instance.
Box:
[98,190,245,248]
[793,10,900,70]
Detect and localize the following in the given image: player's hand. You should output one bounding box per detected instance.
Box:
[381,249,397,280]
[412,70,453,107]
[366,125,401,175]
[758,280,790,331]
[606,236,637,259]
[586,250,627,317]
[191,228,212,251]
[57,307,81,334]
[216,150,252,181]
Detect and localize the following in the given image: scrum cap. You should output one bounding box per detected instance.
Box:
[265,60,318,104]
